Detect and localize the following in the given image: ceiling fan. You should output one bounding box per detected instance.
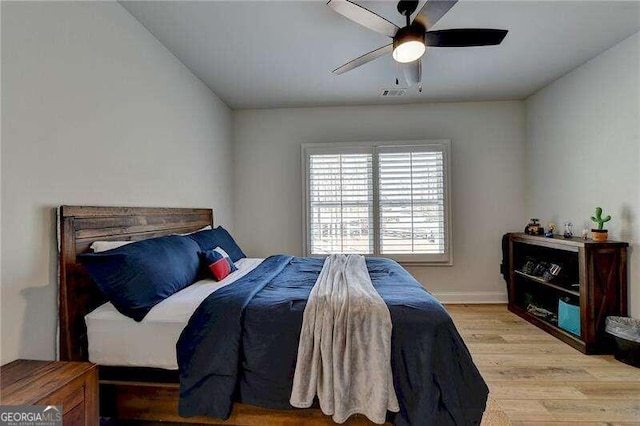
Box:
[328,0,508,90]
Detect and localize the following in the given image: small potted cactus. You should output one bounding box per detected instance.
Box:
[590,207,611,242]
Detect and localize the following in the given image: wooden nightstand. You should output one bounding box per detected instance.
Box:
[0,360,98,425]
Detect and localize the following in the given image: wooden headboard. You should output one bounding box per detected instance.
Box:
[58,206,213,361]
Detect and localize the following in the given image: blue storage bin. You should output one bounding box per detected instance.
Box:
[558,299,580,336]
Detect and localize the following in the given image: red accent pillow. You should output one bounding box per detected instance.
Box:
[199,247,238,281]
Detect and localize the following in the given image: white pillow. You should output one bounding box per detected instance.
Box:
[91,225,212,252]
[89,225,213,253]
[176,225,212,236]
[90,241,134,253]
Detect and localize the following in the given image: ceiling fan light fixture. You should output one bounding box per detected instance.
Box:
[392,41,425,63]
[392,25,426,63]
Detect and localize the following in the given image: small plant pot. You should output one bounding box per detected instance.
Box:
[592,229,608,242]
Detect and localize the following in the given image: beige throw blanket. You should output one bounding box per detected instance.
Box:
[290,254,399,424]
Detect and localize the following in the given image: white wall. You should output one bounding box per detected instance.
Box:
[233,102,526,302]
[1,2,234,363]
[525,32,640,316]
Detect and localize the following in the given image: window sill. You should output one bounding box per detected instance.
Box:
[306,253,453,267]
[397,260,453,267]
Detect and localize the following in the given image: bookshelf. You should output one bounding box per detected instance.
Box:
[507,233,628,354]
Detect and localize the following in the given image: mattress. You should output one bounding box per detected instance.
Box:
[85,258,264,369]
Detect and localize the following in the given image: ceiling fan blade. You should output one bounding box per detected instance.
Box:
[425,29,508,47]
[327,0,399,38]
[333,44,393,75]
[413,0,457,30]
[402,59,422,87]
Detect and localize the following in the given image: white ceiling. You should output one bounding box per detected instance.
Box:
[120,1,640,109]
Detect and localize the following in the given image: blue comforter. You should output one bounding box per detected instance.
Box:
[177,256,488,425]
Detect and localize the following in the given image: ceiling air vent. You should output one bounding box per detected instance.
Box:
[380,88,407,97]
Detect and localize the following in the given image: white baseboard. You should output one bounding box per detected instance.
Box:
[431,291,508,304]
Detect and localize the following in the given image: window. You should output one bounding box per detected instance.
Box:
[303,141,451,264]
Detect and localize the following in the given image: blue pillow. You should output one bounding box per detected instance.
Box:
[78,235,201,322]
[187,226,246,263]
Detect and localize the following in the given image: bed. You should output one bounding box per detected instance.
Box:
[59,205,488,425]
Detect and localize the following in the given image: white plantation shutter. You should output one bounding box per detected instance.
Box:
[378,146,448,261]
[303,141,451,264]
[307,150,374,254]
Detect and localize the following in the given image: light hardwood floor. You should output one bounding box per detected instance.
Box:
[447,304,640,425]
